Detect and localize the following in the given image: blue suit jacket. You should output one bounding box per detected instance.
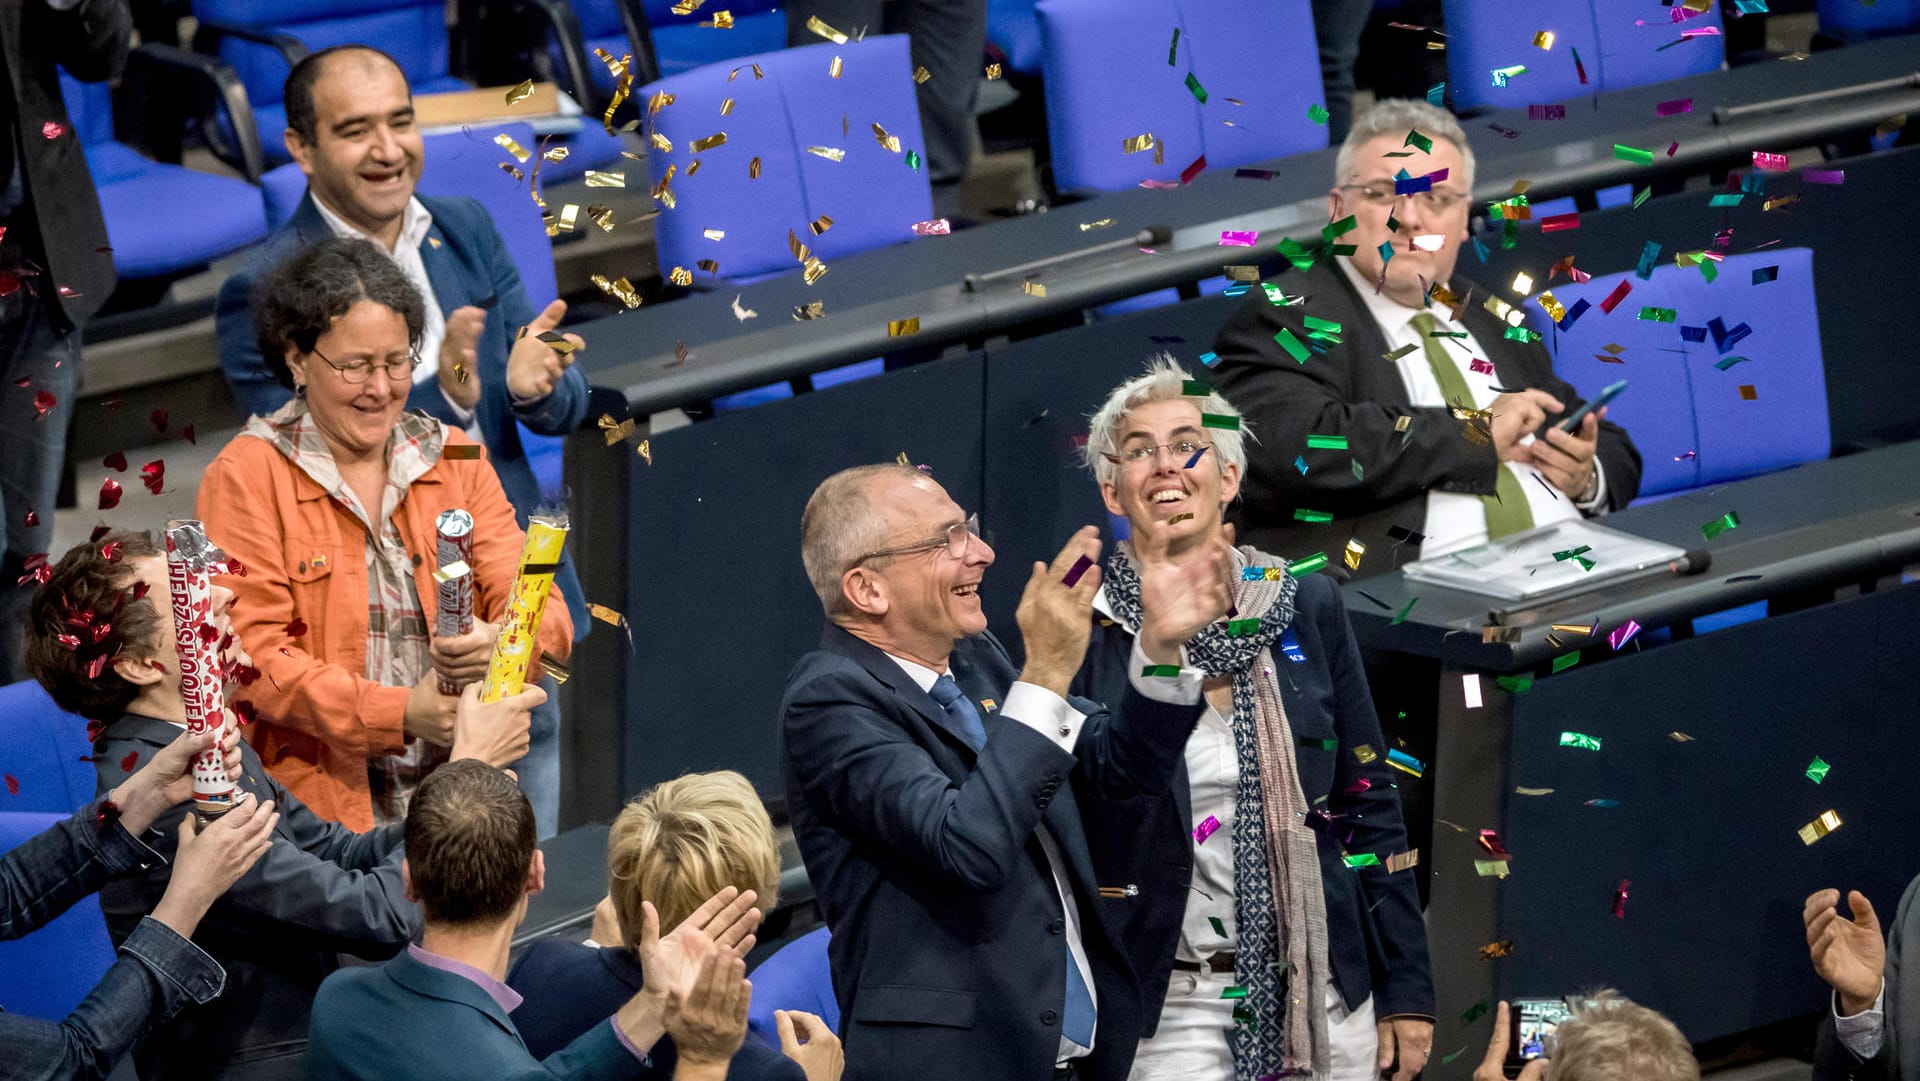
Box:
[307,948,639,1081]
[1072,573,1435,1030]
[781,623,1205,1081]
[507,937,804,1081]
[215,191,590,635]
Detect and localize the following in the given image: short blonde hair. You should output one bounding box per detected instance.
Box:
[607,771,780,949]
[1083,353,1254,488]
[1548,991,1699,1081]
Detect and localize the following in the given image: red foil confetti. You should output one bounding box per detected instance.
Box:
[41,121,65,140]
[1612,880,1630,918]
[141,460,165,495]
[32,389,55,419]
[150,409,169,433]
[1539,212,1580,233]
[22,508,38,528]
[1180,154,1208,185]
[103,451,127,472]
[119,750,139,772]
[3,774,17,796]
[286,617,309,638]
[1598,280,1633,314]
[100,539,125,562]
[97,478,123,510]
[1752,151,1789,171]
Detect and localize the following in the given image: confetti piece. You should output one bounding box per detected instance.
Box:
[828,55,844,78]
[1476,860,1511,878]
[1806,756,1831,784]
[804,14,847,42]
[1442,1046,1472,1065]
[1200,413,1239,431]
[1804,169,1844,185]
[1702,511,1740,540]
[1386,748,1425,778]
[1273,327,1310,364]
[1559,731,1602,751]
[591,274,641,309]
[1462,673,1483,708]
[1183,71,1208,103]
[1141,664,1181,678]
[1478,829,1511,859]
[887,317,921,337]
[1384,343,1418,362]
[1303,102,1330,125]
[1515,786,1554,796]
[1752,151,1789,171]
[1613,880,1631,918]
[1798,809,1842,845]
[1062,554,1094,587]
[1122,133,1156,154]
[1194,814,1222,844]
[494,132,532,162]
[1293,509,1333,524]
[1656,98,1695,117]
[1343,853,1381,869]
[1495,675,1533,696]
[806,146,846,162]
[1294,455,1308,475]
[749,156,762,179]
[98,477,123,510]
[1404,129,1433,152]
[1386,850,1419,874]
[730,294,757,321]
[1599,280,1633,314]
[1306,435,1347,450]
[504,79,536,106]
[1219,230,1258,247]
[1539,212,1579,233]
[1224,618,1261,637]
[1490,65,1527,87]
[1638,306,1677,323]
[1608,620,1642,650]
[1391,597,1418,625]
[1289,552,1329,576]
[912,66,930,84]
[1614,144,1655,165]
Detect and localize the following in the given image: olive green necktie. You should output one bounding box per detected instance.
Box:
[1409,312,1534,539]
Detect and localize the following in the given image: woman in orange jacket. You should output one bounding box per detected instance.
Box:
[198,238,574,832]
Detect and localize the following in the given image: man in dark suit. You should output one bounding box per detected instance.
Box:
[26,530,542,1081]
[1209,99,1642,572]
[214,44,590,838]
[306,758,762,1081]
[782,462,1235,1081]
[0,0,129,681]
[1806,879,1919,1081]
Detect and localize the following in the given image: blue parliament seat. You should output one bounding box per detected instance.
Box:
[57,71,269,284]
[189,0,624,182]
[0,812,119,1023]
[0,681,102,816]
[987,0,1044,77]
[1036,0,1326,194]
[1817,0,1920,42]
[1445,0,1725,113]
[744,926,838,1048]
[1525,246,1826,502]
[638,0,787,80]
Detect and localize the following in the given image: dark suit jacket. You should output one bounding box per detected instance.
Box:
[214,191,590,633]
[1209,259,1642,569]
[307,948,640,1081]
[507,936,804,1081]
[92,713,418,1080]
[1072,573,1433,1033]
[781,623,1204,1081]
[1813,873,1920,1081]
[0,0,129,331]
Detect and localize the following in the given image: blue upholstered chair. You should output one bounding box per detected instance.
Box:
[638,0,787,79]
[0,680,102,816]
[57,70,269,284]
[1817,0,1920,42]
[1446,0,1725,113]
[0,812,120,1022]
[745,927,838,1048]
[190,0,624,182]
[1525,246,1825,501]
[1036,0,1326,194]
[987,0,1044,77]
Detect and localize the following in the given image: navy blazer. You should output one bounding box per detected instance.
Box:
[92,714,418,1079]
[308,949,639,1081]
[507,936,803,1081]
[781,623,1205,1081]
[215,191,589,633]
[1073,574,1435,1029]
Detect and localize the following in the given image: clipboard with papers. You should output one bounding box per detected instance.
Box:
[1399,520,1689,603]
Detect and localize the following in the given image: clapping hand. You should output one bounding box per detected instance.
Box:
[1805,888,1886,1015]
[639,886,762,1007]
[1132,517,1236,666]
[1014,526,1102,696]
[665,953,751,1069]
[439,305,487,411]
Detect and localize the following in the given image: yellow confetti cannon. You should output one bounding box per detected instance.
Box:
[480,514,571,702]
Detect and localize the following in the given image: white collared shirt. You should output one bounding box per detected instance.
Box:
[310,194,479,442]
[1334,256,1607,558]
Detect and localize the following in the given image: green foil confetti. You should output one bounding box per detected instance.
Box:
[1495,674,1533,695]
[904,149,921,171]
[1343,853,1381,868]
[1274,327,1311,363]
[1308,102,1329,125]
[1632,186,1652,208]
[1140,664,1181,678]
[1702,510,1741,540]
[1288,551,1329,576]
[1552,651,1581,673]
[1405,128,1433,152]
[1277,237,1316,272]
[1302,314,1344,340]
[1442,1047,1471,1066]
[1167,27,1180,65]
[1806,756,1831,784]
[1504,326,1542,343]
[1638,306,1678,322]
[1221,985,1249,1000]
[1201,412,1240,430]
[1182,379,1212,396]
[1306,435,1348,450]
[1225,618,1262,636]
[1709,193,1746,207]
[1293,508,1334,523]
[1559,731,1603,751]
[1324,214,1357,239]
[1185,72,1207,103]
[1614,143,1655,165]
[1463,1000,1490,1023]
[1391,596,1419,625]
[1209,915,1226,937]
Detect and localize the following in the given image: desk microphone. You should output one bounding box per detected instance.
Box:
[1667,549,1713,577]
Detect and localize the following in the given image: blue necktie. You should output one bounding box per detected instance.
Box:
[928,675,987,752]
[927,676,1096,1047]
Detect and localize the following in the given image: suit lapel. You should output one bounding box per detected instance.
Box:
[1315,261,1412,408]
[819,624,982,758]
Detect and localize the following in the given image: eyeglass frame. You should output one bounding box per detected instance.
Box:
[1101,439,1214,467]
[850,513,983,569]
[308,344,424,385]
[1336,182,1471,213]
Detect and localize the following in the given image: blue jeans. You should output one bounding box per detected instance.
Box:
[512,676,563,840]
[0,287,78,683]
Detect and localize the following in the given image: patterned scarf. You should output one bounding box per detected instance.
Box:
[1103,542,1331,1079]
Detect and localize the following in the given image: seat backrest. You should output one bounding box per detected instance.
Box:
[1446,0,1724,112]
[745,926,837,1048]
[639,35,932,282]
[1037,0,1326,193]
[645,0,787,79]
[417,124,558,307]
[1817,0,1920,39]
[0,812,120,1021]
[639,0,780,29]
[0,681,99,815]
[193,0,450,109]
[987,0,1044,76]
[56,70,115,149]
[573,0,631,38]
[1527,247,1825,498]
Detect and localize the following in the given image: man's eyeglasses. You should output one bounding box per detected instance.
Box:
[1103,440,1212,466]
[1338,183,1470,214]
[310,345,423,384]
[852,513,983,567]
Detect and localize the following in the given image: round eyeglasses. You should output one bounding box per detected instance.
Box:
[310,345,423,384]
[1337,183,1470,214]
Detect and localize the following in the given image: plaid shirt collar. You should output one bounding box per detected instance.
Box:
[243,399,446,526]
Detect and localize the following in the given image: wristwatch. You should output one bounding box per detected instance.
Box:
[1576,462,1601,504]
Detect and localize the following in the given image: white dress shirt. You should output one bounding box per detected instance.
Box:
[885,637,1199,1064]
[310,194,482,442]
[1333,257,1608,558]
[1834,983,1886,1059]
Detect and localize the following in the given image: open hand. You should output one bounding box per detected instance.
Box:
[1133,519,1235,665]
[439,305,487,411]
[1805,888,1886,1015]
[1013,526,1102,695]
[639,886,762,1006]
[506,300,583,401]
[665,952,750,1067]
[1474,1002,1549,1081]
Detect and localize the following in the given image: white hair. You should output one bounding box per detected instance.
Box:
[1083,353,1254,488]
[1334,98,1476,192]
[1547,990,1700,1081]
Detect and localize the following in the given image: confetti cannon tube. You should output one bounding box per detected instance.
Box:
[165,520,235,816]
[480,514,570,702]
[433,509,476,694]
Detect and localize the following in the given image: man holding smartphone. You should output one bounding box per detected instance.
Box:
[1471,996,1698,1081]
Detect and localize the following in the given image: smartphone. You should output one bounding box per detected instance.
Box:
[1507,997,1573,1073]
[1554,379,1628,433]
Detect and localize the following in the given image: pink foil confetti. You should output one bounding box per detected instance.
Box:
[1539,212,1580,233]
[1803,169,1844,185]
[32,389,55,419]
[910,218,952,236]
[1194,814,1221,844]
[1613,880,1630,918]
[41,121,64,140]
[1656,98,1694,117]
[1062,554,1095,587]
[1752,151,1790,171]
[1469,358,1495,374]
[1608,620,1642,650]
[1667,142,1680,157]
[1219,230,1258,246]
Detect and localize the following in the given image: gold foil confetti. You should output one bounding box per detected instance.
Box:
[806,146,847,161]
[792,301,826,320]
[720,97,735,115]
[670,0,703,14]
[498,163,524,182]
[1511,271,1534,294]
[542,145,571,163]
[1669,731,1695,742]
[1023,281,1047,297]
[556,204,580,232]
[749,156,762,179]
[636,439,652,466]
[1515,786,1555,796]
[805,14,848,43]
[669,266,693,286]
[1533,30,1554,48]
[594,47,630,81]
[1343,538,1366,570]
[802,259,828,285]
[494,133,532,162]
[672,340,689,367]
[1550,623,1594,635]
[809,215,835,235]
[584,170,624,188]
[788,229,812,263]
[685,159,702,177]
[650,132,674,152]
[1386,850,1419,873]
[731,294,758,320]
[1079,218,1115,231]
[1353,744,1377,764]
[1799,809,1842,845]
[505,79,535,105]
[591,274,641,309]
[985,62,1003,79]
[598,414,636,445]
[1224,265,1261,282]
[728,67,741,81]
[703,228,726,240]
[1482,626,1521,644]
[913,66,931,84]
[1394,415,1412,432]
[588,603,628,629]
[690,132,728,152]
[752,63,765,79]
[706,10,733,27]
[872,122,902,153]
[1123,133,1156,154]
[889,317,921,336]
[1153,138,1165,165]
[647,90,675,115]
[829,55,844,78]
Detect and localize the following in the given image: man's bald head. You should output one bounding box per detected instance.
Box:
[283,45,406,145]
